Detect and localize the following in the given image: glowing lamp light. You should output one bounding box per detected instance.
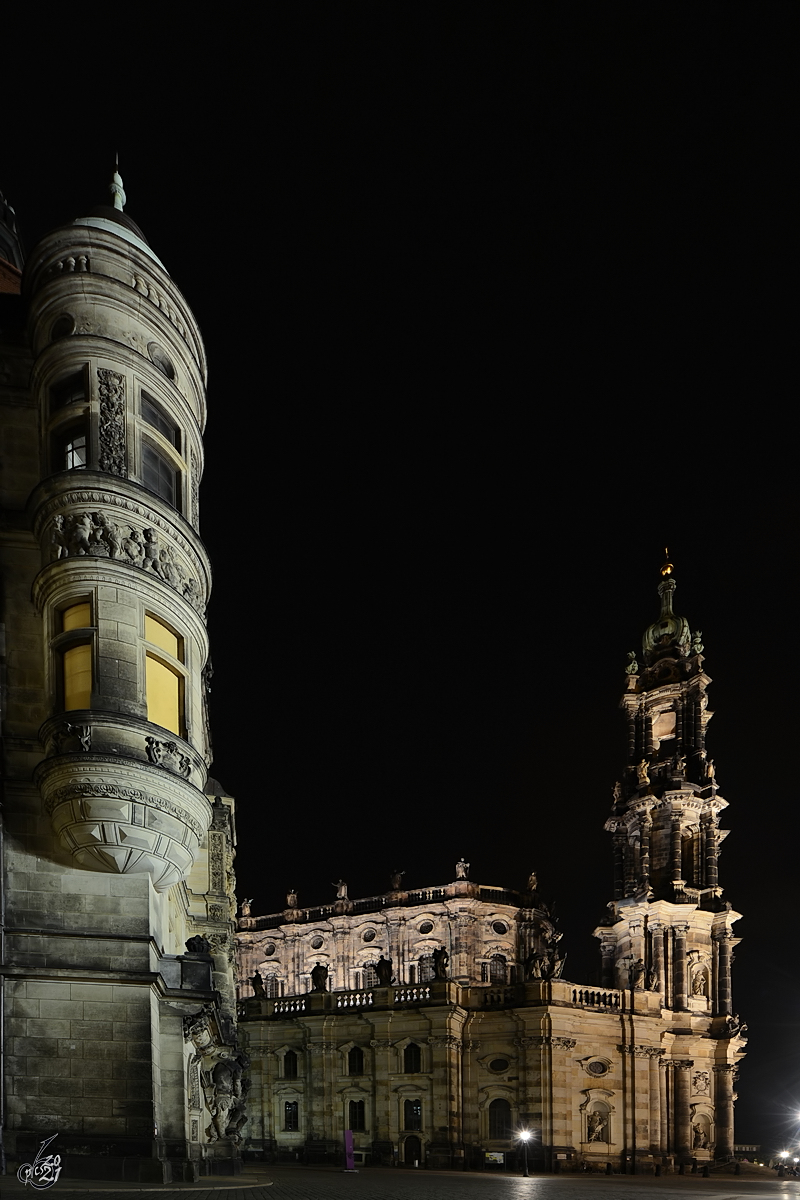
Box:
[519,1130,532,1142]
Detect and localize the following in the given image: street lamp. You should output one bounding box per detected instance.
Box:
[518,1129,532,1177]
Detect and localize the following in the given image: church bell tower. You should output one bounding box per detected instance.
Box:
[596,556,744,1161]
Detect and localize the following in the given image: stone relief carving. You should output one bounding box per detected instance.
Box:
[693,1069,710,1095]
[190,448,200,528]
[145,736,191,779]
[50,722,91,754]
[49,509,205,613]
[184,1007,250,1145]
[97,368,127,477]
[208,831,225,893]
[208,903,228,922]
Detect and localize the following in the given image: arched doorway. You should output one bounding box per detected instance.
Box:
[404,1135,422,1166]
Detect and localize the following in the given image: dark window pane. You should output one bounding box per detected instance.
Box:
[348,1046,364,1076]
[349,1100,365,1131]
[142,442,178,509]
[489,1098,512,1139]
[404,1099,422,1131]
[284,1050,298,1079]
[142,393,179,447]
[404,1043,421,1073]
[284,1101,299,1131]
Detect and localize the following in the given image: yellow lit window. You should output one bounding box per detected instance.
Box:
[145,614,183,735]
[145,615,181,660]
[146,655,181,734]
[63,602,91,632]
[63,643,92,710]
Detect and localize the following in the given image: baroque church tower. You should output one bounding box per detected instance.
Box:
[597,557,743,1161]
[0,175,243,1180]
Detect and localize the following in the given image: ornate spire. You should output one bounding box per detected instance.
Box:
[109,155,126,212]
[642,550,690,667]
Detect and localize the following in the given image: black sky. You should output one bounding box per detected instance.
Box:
[3,9,797,1154]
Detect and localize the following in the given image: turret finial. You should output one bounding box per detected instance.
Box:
[109,154,126,212]
[660,547,674,577]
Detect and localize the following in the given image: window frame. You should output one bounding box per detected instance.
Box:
[143,612,186,737]
[53,599,95,713]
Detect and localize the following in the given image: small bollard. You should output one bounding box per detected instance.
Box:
[655,1163,662,1176]
[703,1164,710,1177]
[606,1162,613,1175]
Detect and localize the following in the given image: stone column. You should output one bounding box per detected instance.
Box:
[658,1058,669,1155]
[600,935,616,989]
[427,1033,463,1166]
[640,815,652,890]
[549,1037,577,1157]
[670,817,682,882]
[649,921,664,999]
[648,1050,663,1156]
[714,1065,735,1159]
[613,833,626,900]
[703,815,718,890]
[673,924,689,1010]
[715,932,733,1015]
[370,1036,394,1144]
[674,1060,694,1160]
[461,1033,481,1154]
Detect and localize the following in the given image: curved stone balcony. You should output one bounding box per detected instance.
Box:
[34,741,213,892]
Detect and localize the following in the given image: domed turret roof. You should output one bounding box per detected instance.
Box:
[641,553,691,666]
[69,166,166,270]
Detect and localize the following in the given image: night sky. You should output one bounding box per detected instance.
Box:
[4,11,796,1155]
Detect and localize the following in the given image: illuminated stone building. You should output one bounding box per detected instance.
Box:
[0,177,242,1181]
[236,565,746,1172]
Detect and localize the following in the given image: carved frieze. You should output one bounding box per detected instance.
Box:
[49,722,91,755]
[49,508,204,613]
[97,368,127,476]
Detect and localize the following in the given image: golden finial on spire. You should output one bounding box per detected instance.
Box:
[660,547,674,577]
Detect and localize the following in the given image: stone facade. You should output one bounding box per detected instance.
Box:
[236,565,745,1172]
[0,178,242,1180]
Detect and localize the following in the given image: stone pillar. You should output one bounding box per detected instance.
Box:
[462,1034,481,1154]
[674,1060,694,1160]
[714,1065,735,1159]
[704,818,718,890]
[658,1059,669,1155]
[715,932,733,1016]
[670,817,682,881]
[649,922,664,998]
[427,1033,463,1168]
[600,935,616,989]
[648,1050,662,1155]
[673,924,689,1010]
[613,833,626,900]
[640,815,651,890]
[370,1036,394,1144]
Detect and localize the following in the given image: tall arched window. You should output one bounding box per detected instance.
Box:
[283,1050,298,1079]
[348,1046,364,1076]
[348,1099,366,1131]
[418,954,435,982]
[404,1043,421,1073]
[489,1098,512,1139]
[489,955,507,985]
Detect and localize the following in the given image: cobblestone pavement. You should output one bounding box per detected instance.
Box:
[3,1170,794,1200]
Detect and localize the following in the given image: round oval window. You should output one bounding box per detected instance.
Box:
[419,921,434,934]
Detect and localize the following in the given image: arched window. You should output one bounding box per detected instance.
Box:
[404,1098,422,1130]
[348,1099,366,1131]
[348,1046,364,1076]
[283,1050,298,1079]
[489,1098,512,1139]
[418,954,435,983]
[264,974,279,998]
[284,1101,299,1131]
[404,1043,421,1073]
[489,955,507,985]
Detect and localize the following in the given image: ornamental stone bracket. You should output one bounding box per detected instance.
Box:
[34,754,213,891]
